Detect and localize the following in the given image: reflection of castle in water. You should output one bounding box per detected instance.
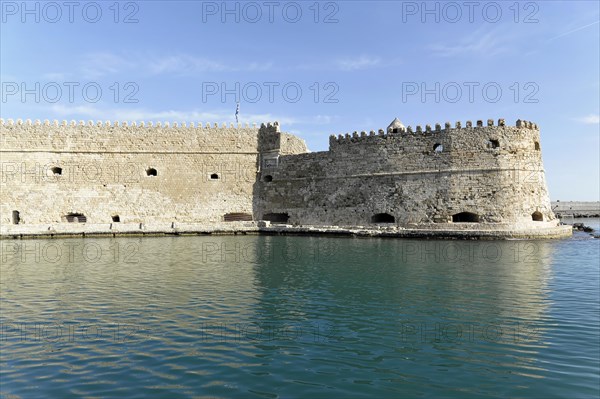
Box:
[248,237,555,342]
[0,236,555,331]
[1,235,557,383]
[245,237,557,379]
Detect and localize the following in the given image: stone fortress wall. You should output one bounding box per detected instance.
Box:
[257,119,556,229]
[0,119,306,227]
[0,117,569,238]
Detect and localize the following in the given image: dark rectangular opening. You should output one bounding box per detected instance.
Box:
[263,213,289,224]
[224,213,253,222]
[452,212,479,223]
[64,213,87,223]
[12,210,20,225]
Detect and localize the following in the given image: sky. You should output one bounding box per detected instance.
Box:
[1,0,599,200]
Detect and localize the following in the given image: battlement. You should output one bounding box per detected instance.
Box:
[0,118,281,131]
[0,118,296,155]
[329,118,539,147]
[0,113,562,238]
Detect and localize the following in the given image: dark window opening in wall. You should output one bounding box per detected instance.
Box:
[433,143,443,153]
[532,211,543,221]
[452,212,479,223]
[534,142,540,151]
[146,168,158,176]
[263,212,289,224]
[51,166,62,175]
[64,213,87,223]
[487,139,500,149]
[112,215,121,222]
[224,213,253,222]
[371,213,396,223]
[264,175,273,182]
[210,173,220,180]
[12,210,20,225]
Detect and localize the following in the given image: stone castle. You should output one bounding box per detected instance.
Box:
[0,117,572,238]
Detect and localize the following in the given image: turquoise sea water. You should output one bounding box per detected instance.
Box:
[1,221,599,398]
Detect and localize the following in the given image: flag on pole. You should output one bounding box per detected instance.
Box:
[235,103,240,123]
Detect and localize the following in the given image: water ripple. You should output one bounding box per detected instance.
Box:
[1,233,599,398]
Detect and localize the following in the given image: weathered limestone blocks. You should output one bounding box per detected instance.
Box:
[0,120,306,227]
[261,117,555,232]
[2,115,557,238]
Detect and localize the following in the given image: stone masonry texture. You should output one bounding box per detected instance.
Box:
[0,118,563,235]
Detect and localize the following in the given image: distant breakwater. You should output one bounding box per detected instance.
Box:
[552,202,600,218]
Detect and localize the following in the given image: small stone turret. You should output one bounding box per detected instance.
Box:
[387,118,405,133]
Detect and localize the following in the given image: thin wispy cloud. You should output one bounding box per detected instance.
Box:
[311,115,339,125]
[46,104,340,131]
[76,52,273,78]
[429,30,509,58]
[47,104,334,128]
[42,72,69,80]
[298,55,400,71]
[148,56,227,75]
[148,55,273,75]
[548,20,599,42]
[80,53,137,79]
[577,114,600,124]
[56,52,391,80]
[337,56,382,71]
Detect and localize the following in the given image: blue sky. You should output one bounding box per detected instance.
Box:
[1,0,599,200]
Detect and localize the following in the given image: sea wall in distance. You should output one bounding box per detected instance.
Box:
[552,202,600,218]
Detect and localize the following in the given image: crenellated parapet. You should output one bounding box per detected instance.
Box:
[0,118,283,131]
[0,118,297,156]
[329,118,539,147]
[0,113,562,237]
